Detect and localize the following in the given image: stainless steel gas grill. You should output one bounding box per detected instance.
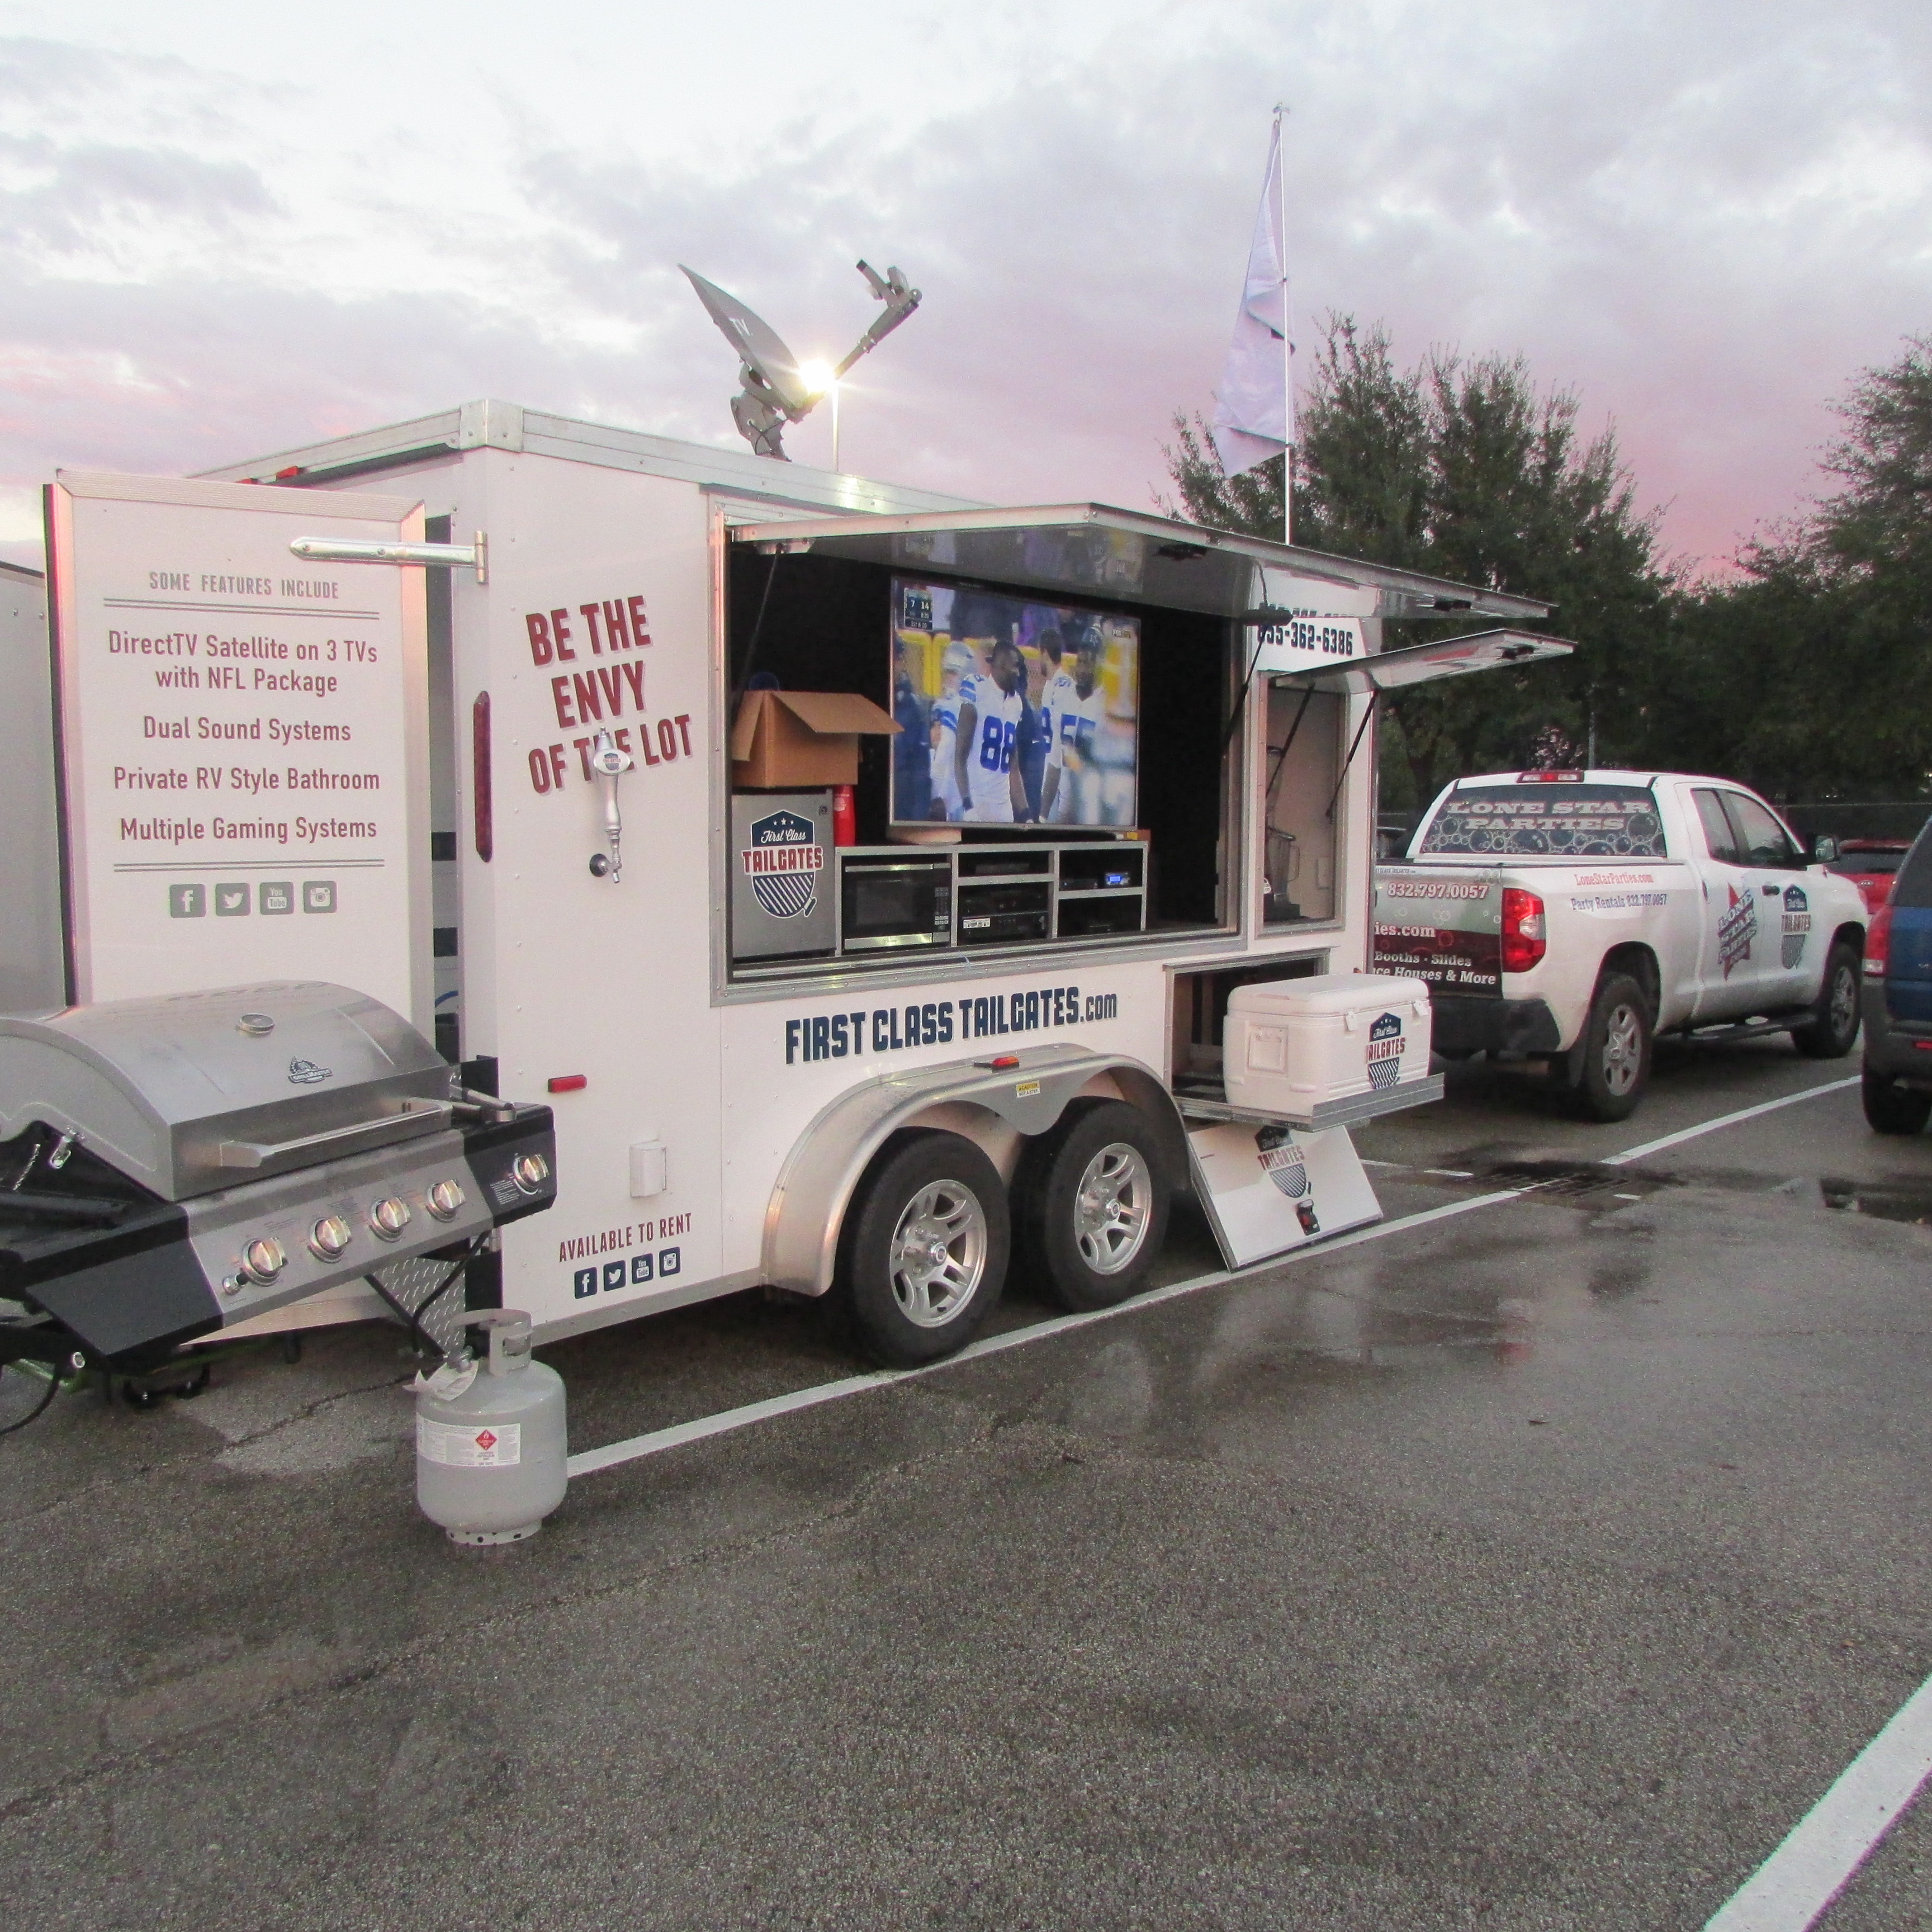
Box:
[0,982,556,1375]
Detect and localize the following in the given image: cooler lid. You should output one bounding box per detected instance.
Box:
[1228,972,1432,1017]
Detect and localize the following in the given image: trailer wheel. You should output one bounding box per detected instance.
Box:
[1568,972,1652,1123]
[1017,1100,1169,1311]
[836,1130,1008,1367]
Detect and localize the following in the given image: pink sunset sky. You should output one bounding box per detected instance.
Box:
[0,0,1926,579]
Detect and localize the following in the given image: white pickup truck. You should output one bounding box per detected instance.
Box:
[1372,770,1867,1119]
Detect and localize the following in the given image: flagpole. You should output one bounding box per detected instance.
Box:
[1276,102,1291,548]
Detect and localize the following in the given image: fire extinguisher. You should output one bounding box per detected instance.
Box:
[832,784,856,847]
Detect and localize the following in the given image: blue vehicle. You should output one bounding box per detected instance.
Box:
[1861,822,1932,1132]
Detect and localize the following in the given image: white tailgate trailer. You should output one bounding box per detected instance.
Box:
[171,401,1564,1362]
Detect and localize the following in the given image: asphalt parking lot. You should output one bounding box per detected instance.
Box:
[2,1035,1929,1930]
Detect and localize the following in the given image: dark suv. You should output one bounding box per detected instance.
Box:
[1861,824,1932,1132]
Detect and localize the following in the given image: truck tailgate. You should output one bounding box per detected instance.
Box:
[1372,870,1503,995]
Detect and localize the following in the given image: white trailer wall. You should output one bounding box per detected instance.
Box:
[0,559,65,1013]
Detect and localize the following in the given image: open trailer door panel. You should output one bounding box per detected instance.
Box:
[45,470,434,1031]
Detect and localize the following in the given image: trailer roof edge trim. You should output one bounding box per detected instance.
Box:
[728,503,1551,624]
[194,399,981,518]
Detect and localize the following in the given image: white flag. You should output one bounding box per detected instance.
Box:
[1210,117,1292,477]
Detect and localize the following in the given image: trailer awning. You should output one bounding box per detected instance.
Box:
[727,502,1550,626]
[1267,629,1574,692]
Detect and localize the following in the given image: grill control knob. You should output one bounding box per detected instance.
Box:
[368,1196,412,1240]
[308,1214,353,1261]
[240,1236,286,1284]
[510,1152,551,1195]
[424,1178,466,1221]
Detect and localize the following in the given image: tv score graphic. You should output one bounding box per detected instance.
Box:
[48,471,431,1022]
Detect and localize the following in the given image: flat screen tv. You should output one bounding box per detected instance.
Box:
[889,576,1139,828]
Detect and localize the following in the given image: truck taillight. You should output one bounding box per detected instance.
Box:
[1501,887,1546,973]
[1865,900,1891,977]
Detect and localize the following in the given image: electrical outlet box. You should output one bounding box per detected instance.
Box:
[629,1140,668,1199]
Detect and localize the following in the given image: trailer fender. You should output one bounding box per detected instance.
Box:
[762,1043,1186,1295]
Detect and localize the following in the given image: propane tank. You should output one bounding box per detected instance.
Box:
[414,1310,567,1545]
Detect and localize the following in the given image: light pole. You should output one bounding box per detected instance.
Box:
[799,361,842,472]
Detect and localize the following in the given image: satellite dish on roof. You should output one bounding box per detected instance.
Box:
[681,259,922,462]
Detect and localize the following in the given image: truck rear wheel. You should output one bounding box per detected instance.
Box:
[836,1130,1009,1366]
[1016,1100,1169,1311]
[1569,972,1652,1123]
[1862,1063,1931,1135]
[1793,941,1861,1059]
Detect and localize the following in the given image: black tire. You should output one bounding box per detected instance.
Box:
[1016,1100,1171,1311]
[1793,941,1862,1059]
[836,1129,1008,1366]
[1862,1062,1931,1135]
[1569,972,1652,1123]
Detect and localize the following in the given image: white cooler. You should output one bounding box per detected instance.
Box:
[1224,973,1432,1114]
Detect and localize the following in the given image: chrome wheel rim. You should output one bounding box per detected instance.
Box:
[889,1181,987,1328]
[1829,964,1857,1038]
[1602,1003,1644,1096]
[1073,1143,1153,1275]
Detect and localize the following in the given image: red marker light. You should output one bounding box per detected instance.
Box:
[547,1074,588,1093]
[274,465,302,480]
[989,1055,1020,1070]
[472,691,493,861]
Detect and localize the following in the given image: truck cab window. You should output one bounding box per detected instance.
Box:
[1692,789,1742,864]
[1418,783,1666,859]
[1722,793,1799,869]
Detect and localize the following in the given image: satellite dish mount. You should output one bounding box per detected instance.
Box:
[682,260,922,462]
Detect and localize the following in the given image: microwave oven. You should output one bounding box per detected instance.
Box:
[839,855,954,953]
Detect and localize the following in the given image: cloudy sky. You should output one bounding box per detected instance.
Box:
[0,0,1926,574]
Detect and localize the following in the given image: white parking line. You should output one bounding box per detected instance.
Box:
[1606,1076,1861,1166]
[566,1190,1519,1478]
[566,1069,1864,1479]
[1704,1673,1932,1931]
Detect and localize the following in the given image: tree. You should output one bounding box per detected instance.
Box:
[1167,317,1677,808]
[1649,335,1932,801]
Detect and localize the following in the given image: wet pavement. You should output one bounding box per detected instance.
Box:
[1,1036,1929,1928]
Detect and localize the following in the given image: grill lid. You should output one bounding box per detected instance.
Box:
[0,982,451,1201]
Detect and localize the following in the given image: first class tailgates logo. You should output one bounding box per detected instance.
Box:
[1366,1011,1404,1091]
[1254,1124,1320,1234]
[744,809,824,919]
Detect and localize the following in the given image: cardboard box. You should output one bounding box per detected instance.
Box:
[730,689,899,790]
